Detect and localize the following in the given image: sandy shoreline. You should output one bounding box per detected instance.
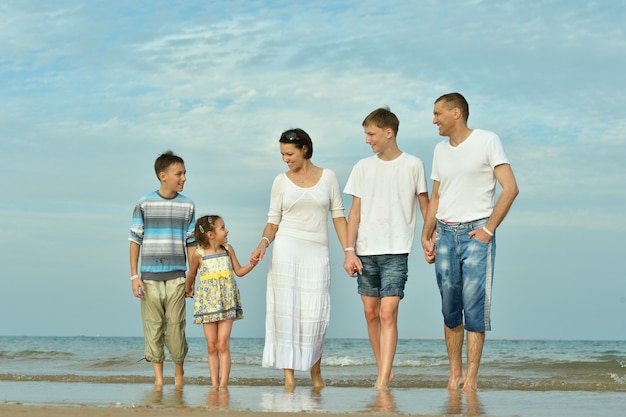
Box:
[0,405,421,417]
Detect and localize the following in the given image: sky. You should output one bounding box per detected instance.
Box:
[1,0,625,341]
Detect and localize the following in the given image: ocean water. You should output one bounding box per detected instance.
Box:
[1,336,625,416]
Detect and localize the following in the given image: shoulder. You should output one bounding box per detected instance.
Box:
[352,155,377,169]
[137,191,159,203]
[399,152,424,166]
[174,193,195,204]
[472,129,500,142]
[322,168,337,179]
[271,173,288,189]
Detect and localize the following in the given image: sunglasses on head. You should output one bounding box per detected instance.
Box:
[280,131,300,142]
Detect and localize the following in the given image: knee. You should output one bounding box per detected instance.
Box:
[207,342,218,355]
[379,307,398,326]
[216,340,230,354]
[363,306,380,323]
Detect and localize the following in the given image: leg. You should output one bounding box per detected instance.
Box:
[435,223,465,390]
[152,362,164,387]
[463,331,485,392]
[163,277,188,387]
[174,362,184,389]
[459,221,495,392]
[141,280,167,386]
[376,296,400,390]
[361,295,382,383]
[216,319,234,389]
[284,368,296,391]
[444,324,466,390]
[203,322,220,388]
[310,357,325,388]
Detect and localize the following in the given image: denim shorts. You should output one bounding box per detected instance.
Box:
[357,254,408,299]
[435,218,496,332]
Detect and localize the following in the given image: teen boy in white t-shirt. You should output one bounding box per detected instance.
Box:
[343,107,429,390]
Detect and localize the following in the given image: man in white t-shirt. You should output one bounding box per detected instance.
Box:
[344,107,429,390]
[421,93,519,392]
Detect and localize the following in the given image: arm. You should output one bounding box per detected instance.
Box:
[343,196,363,277]
[185,249,201,297]
[421,180,440,264]
[417,192,429,220]
[129,241,145,298]
[470,163,519,242]
[251,223,279,263]
[332,216,348,250]
[227,245,257,277]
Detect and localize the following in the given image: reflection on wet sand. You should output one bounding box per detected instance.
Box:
[261,386,324,412]
[367,389,396,413]
[139,386,185,408]
[444,389,484,416]
[206,387,230,410]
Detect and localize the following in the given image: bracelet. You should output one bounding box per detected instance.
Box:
[261,237,271,247]
[482,226,494,237]
[344,247,355,252]
[130,274,139,280]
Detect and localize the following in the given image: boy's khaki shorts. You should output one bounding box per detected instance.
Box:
[140,277,188,363]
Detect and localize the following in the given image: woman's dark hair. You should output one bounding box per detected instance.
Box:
[279,128,313,159]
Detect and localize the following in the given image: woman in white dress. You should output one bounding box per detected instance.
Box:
[251,128,348,390]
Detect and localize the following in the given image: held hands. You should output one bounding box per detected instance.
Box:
[421,234,436,264]
[250,244,267,265]
[343,251,362,278]
[185,282,195,298]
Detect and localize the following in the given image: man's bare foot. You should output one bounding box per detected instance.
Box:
[447,373,466,390]
[462,377,477,392]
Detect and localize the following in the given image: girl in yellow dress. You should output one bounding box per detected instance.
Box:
[185,215,257,389]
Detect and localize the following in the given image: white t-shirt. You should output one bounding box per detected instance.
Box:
[267,169,344,246]
[344,152,428,255]
[432,129,510,223]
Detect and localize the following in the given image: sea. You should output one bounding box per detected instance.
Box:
[1,336,625,416]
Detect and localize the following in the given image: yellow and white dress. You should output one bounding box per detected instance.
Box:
[193,246,243,324]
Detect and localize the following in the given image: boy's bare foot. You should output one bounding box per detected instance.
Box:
[174,364,184,389]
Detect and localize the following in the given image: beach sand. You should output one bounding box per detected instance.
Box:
[0,405,412,417]
[2,381,625,417]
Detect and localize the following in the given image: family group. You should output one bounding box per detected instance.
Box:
[128,92,519,394]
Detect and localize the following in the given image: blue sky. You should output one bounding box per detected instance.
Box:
[1,1,625,341]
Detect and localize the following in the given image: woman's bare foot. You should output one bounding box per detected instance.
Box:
[310,358,326,388]
[284,368,296,392]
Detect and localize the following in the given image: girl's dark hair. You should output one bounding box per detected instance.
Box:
[194,215,222,247]
[279,128,314,159]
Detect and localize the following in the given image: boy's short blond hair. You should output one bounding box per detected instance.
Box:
[362,106,399,136]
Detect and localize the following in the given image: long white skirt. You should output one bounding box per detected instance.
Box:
[262,235,330,371]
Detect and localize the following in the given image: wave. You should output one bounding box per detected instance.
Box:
[0,372,623,392]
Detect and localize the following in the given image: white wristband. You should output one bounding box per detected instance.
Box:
[482,226,494,237]
[261,237,271,246]
[344,247,355,252]
[130,274,139,281]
